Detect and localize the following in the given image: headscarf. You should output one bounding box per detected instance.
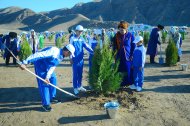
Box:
[118,21,129,29]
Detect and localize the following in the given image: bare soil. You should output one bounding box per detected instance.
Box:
[0,30,190,126]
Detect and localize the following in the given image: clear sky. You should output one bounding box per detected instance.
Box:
[0,0,93,12]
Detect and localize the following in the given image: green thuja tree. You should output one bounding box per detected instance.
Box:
[61,35,66,44]
[143,32,150,47]
[55,37,62,48]
[89,43,122,95]
[180,32,185,40]
[162,31,167,43]
[89,45,102,91]
[48,34,54,42]
[165,38,178,66]
[19,38,32,61]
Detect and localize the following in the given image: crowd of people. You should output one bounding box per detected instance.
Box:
[0,21,185,112]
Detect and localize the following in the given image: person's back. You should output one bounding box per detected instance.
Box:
[149,28,159,45]
[24,47,61,72]
[146,24,164,63]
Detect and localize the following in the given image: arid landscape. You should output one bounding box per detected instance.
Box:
[0,0,190,125]
[0,28,190,126]
[0,0,190,32]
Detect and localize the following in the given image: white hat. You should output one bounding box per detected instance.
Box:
[133,36,143,43]
[75,25,84,31]
[66,44,75,57]
[30,29,35,32]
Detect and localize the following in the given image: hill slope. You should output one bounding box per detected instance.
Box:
[0,0,189,32]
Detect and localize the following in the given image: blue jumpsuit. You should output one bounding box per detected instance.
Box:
[23,47,64,106]
[113,32,135,86]
[132,45,146,88]
[70,35,93,89]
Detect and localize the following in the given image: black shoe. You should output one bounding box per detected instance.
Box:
[42,105,52,112]
[51,97,61,104]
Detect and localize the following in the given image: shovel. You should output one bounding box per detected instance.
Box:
[159,45,164,64]
[4,44,80,99]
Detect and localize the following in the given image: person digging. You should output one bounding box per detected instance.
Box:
[19,44,75,112]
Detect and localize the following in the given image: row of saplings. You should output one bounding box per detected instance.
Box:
[19,34,179,95]
[19,34,66,61]
[89,38,180,95]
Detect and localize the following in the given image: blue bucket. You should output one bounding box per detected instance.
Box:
[104,102,119,119]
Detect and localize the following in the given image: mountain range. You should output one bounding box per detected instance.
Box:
[0,0,189,32]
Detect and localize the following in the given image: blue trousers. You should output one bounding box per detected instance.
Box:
[72,60,84,89]
[120,61,133,86]
[133,67,144,88]
[35,67,57,106]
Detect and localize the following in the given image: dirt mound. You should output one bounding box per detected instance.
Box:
[74,88,145,111]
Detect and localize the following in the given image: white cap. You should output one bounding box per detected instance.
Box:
[75,25,84,31]
[30,29,35,32]
[66,44,75,57]
[133,36,143,43]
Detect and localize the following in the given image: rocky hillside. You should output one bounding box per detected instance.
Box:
[44,0,190,26]
[0,0,189,32]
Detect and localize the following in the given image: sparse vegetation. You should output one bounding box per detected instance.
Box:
[89,43,122,95]
[165,38,178,66]
[19,38,32,61]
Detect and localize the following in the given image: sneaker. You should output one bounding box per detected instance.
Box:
[78,86,87,92]
[129,84,137,90]
[136,86,142,92]
[42,105,52,112]
[74,88,79,95]
[51,97,61,104]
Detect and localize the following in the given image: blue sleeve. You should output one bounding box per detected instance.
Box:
[83,41,93,54]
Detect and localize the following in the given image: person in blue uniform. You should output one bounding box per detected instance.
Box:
[112,21,136,87]
[2,32,18,65]
[146,24,164,63]
[69,25,93,95]
[130,36,146,92]
[20,44,75,112]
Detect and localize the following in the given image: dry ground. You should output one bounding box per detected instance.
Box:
[0,30,190,126]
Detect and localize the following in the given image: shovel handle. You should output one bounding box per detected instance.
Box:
[24,68,78,98]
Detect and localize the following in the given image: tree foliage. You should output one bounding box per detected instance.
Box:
[143,32,150,47]
[19,38,32,61]
[89,43,122,95]
[165,38,178,66]
[48,34,54,42]
[56,35,66,48]
[162,31,167,43]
